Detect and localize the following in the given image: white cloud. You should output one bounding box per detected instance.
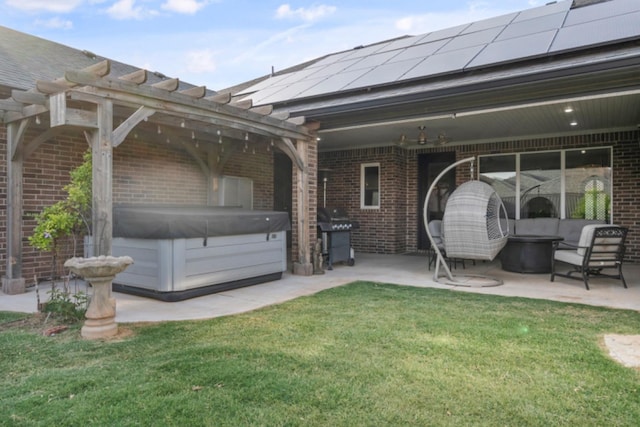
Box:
[185,49,217,73]
[106,0,153,20]
[275,3,336,22]
[36,17,74,29]
[161,0,208,14]
[5,0,83,13]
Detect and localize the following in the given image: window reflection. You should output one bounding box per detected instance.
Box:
[479,147,612,221]
[479,155,516,219]
[520,151,560,218]
[566,148,611,221]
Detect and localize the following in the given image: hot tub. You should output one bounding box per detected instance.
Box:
[109,205,290,301]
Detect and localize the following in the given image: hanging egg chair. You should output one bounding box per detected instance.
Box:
[423,157,509,287]
[442,180,509,261]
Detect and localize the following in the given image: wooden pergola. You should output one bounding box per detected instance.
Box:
[1,60,316,293]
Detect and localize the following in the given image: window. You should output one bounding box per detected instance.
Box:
[479,147,612,220]
[361,163,380,208]
[520,151,560,218]
[566,148,611,221]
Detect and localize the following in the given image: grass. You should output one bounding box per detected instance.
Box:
[1,281,639,426]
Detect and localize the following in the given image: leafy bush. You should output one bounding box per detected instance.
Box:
[29,149,92,278]
[42,286,88,323]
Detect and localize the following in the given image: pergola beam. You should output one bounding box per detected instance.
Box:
[112,106,156,147]
[64,70,310,139]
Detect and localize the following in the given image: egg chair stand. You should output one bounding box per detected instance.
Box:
[423,157,509,287]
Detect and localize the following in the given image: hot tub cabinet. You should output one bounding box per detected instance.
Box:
[109,206,290,301]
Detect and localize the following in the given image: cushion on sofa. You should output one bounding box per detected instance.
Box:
[557,219,605,248]
[514,218,559,236]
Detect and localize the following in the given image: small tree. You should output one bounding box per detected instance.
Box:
[29,150,92,279]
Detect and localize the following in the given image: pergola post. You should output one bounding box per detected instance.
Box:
[2,121,27,294]
[90,100,114,257]
[292,137,314,276]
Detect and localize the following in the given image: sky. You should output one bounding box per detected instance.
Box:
[0,0,548,90]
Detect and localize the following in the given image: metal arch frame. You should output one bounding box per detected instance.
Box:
[422,156,504,287]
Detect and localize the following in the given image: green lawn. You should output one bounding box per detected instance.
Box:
[1,282,639,426]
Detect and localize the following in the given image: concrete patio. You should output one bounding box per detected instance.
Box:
[1,253,638,323]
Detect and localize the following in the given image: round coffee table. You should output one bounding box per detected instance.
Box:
[499,235,564,274]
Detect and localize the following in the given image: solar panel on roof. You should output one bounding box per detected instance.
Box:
[251,76,326,104]
[438,26,503,53]
[342,58,424,90]
[400,45,484,81]
[241,0,640,106]
[236,74,291,96]
[376,35,427,53]
[387,39,449,63]
[419,23,470,43]
[308,58,363,78]
[461,12,517,34]
[564,0,639,26]
[296,69,372,98]
[550,11,640,52]
[242,83,289,104]
[344,50,403,71]
[468,30,556,68]
[306,50,356,69]
[512,0,570,22]
[340,42,392,60]
[497,12,566,41]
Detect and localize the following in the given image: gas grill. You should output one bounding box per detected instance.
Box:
[317,207,359,269]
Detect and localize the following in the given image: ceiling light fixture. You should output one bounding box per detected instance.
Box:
[564,106,574,113]
[396,126,451,147]
[570,120,578,126]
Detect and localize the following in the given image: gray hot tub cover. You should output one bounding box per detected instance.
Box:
[113,205,290,239]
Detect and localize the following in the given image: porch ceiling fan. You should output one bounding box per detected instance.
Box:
[395,126,451,147]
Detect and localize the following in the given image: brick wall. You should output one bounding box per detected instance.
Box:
[319,146,407,254]
[319,130,640,262]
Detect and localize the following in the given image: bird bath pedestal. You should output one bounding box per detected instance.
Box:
[64,256,133,339]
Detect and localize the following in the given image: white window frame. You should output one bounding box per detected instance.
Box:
[361,162,380,209]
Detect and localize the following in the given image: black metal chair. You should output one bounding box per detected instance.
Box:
[550,225,628,290]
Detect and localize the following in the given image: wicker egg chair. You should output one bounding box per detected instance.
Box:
[423,157,508,287]
[442,180,509,261]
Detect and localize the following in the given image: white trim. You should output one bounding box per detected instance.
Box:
[361,162,380,209]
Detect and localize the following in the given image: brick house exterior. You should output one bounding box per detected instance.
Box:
[319,132,639,262]
[2,0,639,290]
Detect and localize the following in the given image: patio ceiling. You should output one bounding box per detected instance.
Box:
[316,89,640,151]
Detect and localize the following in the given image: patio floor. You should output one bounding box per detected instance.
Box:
[1,253,638,323]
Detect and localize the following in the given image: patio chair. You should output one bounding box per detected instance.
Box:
[550,225,628,290]
[442,180,509,261]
